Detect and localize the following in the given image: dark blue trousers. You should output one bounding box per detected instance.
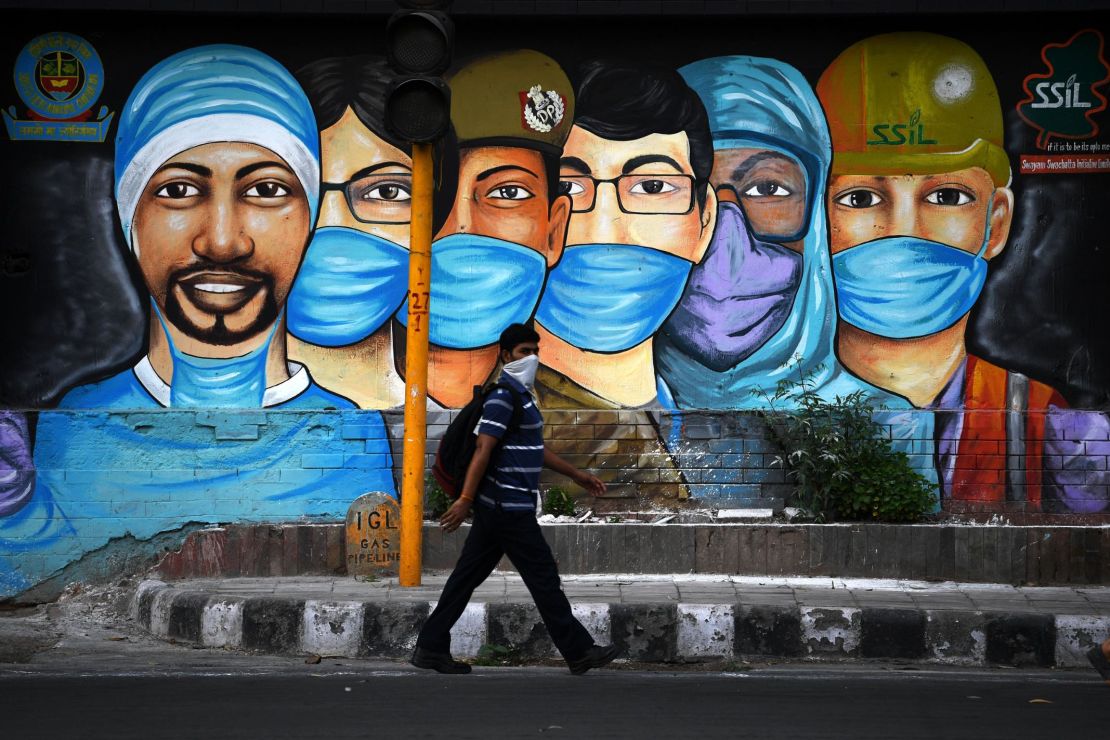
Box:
[416,503,594,661]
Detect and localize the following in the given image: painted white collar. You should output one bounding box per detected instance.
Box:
[133,355,311,408]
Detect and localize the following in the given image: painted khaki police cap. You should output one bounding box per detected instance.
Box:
[448,49,575,154]
[817,32,1011,187]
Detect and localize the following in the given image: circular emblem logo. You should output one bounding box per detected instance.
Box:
[521,84,565,134]
[13,32,104,120]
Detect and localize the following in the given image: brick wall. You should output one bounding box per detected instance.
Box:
[385,408,1110,518]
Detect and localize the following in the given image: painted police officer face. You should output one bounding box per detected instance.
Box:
[436,146,568,267]
[133,142,311,346]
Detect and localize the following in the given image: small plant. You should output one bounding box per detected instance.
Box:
[542,486,576,517]
[425,475,451,519]
[753,363,936,523]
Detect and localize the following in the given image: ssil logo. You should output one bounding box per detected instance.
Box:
[1017,29,1110,150]
[866,109,938,147]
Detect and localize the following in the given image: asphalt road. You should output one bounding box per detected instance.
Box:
[2,662,1106,739]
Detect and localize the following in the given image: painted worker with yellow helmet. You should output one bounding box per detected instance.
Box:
[818,32,1107,513]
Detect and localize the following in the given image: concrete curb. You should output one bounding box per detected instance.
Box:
[131,580,1109,668]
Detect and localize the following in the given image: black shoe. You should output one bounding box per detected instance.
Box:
[1088,645,1110,681]
[411,647,472,674]
[567,644,620,675]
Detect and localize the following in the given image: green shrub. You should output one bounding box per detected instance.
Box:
[754,364,936,523]
[542,486,576,517]
[425,475,452,519]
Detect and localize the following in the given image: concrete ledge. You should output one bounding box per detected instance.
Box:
[154,522,1110,586]
[132,579,1110,669]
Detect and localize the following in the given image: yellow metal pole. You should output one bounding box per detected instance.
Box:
[399,141,433,587]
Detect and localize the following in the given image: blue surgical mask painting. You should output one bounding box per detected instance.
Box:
[832,216,993,339]
[395,234,547,349]
[535,244,693,353]
[151,301,274,408]
[287,227,409,347]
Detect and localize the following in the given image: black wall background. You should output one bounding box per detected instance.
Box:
[2,8,1108,407]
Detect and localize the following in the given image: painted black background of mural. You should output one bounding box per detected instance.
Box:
[0,11,1108,410]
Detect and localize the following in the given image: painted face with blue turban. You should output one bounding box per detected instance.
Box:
[115,44,320,362]
[657,55,898,409]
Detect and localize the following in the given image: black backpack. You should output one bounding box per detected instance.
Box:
[432,382,523,499]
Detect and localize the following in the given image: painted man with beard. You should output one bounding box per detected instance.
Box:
[0,46,394,599]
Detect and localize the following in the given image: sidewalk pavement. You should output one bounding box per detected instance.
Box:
[132,573,1110,670]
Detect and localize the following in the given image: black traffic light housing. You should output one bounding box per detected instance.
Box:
[384,1,453,142]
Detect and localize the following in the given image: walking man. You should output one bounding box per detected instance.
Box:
[412,323,619,675]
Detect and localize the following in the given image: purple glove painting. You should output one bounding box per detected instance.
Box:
[0,411,34,517]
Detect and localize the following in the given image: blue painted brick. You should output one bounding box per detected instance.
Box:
[246,468,282,483]
[721,453,762,468]
[344,454,391,469]
[342,425,385,440]
[279,468,323,483]
[743,468,786,483]
[904,455,934,469]
[743,438,779,454]
[687,483,762,500]
[64,470,101,483]
[106,470,153,482]
[707,439,745,454]
[109,500,145,517]
[684,423,722,440]
[700,468,741,484]
[673,453,720,468]
[1086,441,1110,455]
[302,453,345,469]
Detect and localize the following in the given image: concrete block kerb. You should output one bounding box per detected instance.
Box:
[131,579,1110,669]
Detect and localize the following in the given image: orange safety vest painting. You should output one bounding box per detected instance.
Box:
[950,356,1068,507]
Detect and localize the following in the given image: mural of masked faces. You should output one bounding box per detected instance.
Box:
[287,105,413,408]
[133,141,311,358]
[414,145,568,407]
[536,125,715,407]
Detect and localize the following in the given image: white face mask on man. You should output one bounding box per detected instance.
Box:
[502,354,539,390]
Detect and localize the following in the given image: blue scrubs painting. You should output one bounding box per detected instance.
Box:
[0,45,395,599]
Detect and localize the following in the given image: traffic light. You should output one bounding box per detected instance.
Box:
[384,0,453,142]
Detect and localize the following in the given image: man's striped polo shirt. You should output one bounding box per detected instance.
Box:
[475,373,544,511]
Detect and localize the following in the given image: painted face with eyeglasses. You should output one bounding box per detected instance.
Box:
[558,127,715,262]
[317,106,412,241]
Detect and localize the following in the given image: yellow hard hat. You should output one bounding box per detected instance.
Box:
[817,32,1010,186]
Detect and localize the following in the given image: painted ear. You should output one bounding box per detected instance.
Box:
[984,187,1014,261]
[545,194,571,268]
[689,185,718,265]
